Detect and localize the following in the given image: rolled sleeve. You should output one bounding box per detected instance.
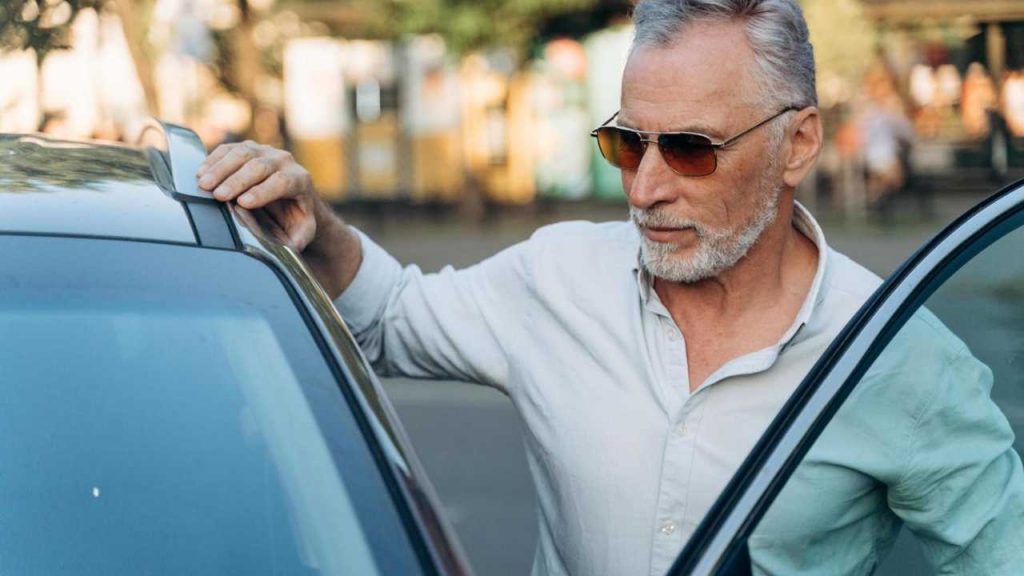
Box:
[333,227,402,335]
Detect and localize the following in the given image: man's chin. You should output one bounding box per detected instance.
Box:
[641,247,714,284]
[645,262,713,284]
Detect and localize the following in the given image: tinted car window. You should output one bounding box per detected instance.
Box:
[746,219,1024,574]
[0,236,423,575]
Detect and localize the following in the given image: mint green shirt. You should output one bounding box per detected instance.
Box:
[751,308,1024,574]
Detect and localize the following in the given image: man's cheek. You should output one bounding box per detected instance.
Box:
[621,172,634,197]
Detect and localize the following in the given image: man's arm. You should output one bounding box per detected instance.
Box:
[197,141,530,391]
[335,231,534,389]
[888,332,1024,574]
[196,140,360,298]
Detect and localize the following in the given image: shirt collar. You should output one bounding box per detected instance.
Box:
[631,201,831,348]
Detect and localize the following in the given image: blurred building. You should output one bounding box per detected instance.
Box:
[859,0,1024,172]
[7,0,1022,208]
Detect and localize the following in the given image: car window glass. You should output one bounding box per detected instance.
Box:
[745,222,1024,575]
[0,236,421,576]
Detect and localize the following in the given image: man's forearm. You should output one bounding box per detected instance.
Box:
[302,200,363,300]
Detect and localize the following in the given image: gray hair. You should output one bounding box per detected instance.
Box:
[632,0,817,115]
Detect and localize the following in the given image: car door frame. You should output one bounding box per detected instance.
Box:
[668,178,1024,576]
[228,206,473,576]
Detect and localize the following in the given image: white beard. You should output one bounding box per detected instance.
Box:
[631,179,782,283]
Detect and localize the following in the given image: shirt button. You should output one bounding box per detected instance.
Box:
[677,423,688,436]
[660,521,677,536]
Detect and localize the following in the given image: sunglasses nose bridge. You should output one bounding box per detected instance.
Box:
[637,135,680,173]
[633,135,659,162]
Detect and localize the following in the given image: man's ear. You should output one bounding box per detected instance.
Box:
[782,107,823,189]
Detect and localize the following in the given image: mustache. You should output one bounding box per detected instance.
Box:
[630,207,705,235]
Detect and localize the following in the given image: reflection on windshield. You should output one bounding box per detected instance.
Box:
[0,135,153,194]
[0,236,408,575]
[0,307,378,575]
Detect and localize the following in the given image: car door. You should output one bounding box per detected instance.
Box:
[667,178,1024,575]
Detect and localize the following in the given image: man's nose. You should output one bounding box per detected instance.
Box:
[625,144,678,209]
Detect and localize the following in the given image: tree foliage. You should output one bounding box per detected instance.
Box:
[0,134,153,193]
[802,0,878,107]
[349,0,597,55]
[0,0,105,61]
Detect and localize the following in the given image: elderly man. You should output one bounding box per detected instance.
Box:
[197,1,1023,574]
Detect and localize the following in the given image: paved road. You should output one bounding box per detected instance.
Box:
[342,189,1017,575]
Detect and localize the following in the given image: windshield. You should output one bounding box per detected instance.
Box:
[0,236,421,575]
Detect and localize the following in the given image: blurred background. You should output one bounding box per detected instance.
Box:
[3,1,1024,574]
[2,0,1024,213]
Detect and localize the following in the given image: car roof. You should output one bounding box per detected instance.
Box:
[0,132,202,245]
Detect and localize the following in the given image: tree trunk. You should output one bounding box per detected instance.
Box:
[111,0,159,116]
[233,0,260,137]
[36,49,46,130]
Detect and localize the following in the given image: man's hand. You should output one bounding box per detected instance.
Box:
[196,140,362,299]
[196,140,317,252]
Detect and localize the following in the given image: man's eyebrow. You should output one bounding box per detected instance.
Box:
[615,116,724,139]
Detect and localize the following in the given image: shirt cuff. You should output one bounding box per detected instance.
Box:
[333,227,403,334]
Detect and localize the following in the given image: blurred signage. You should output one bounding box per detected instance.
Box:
[859,0,1024,22]
[402,35,460,135]
[284,38,349,139]
[344,40,395,84]
[532,39,591,199]
[584,25,633,199]
[0,51,38,133]
[284,38,349,198]
[341,40,401,198]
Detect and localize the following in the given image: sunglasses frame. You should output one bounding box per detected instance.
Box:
[590,106,801,177]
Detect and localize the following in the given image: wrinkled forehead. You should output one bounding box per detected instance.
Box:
[620,20,764,132]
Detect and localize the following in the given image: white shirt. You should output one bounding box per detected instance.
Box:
[335,204,883,575]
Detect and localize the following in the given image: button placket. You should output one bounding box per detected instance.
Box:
[668,397,707,512]
[659,520,677,536]
[650,399,700,573]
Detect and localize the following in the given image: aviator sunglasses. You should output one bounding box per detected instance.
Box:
[590,106,799,177]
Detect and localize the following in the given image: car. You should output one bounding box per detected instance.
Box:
[0,124,470,575]
[4,124,1021,576]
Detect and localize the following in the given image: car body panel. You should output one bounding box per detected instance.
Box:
[0,134,195,244]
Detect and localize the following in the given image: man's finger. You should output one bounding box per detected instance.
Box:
[238,167,307,207]
[285,209,317,252]
[197,143,233,177]
[213,156,275,202]
[259,195,316,252]
[236,170,293,209]
[197,142,260,192]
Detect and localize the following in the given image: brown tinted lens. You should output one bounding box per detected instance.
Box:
[596,127,644,170]
[658,133,716,176]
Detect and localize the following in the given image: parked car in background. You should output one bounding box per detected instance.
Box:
[0,125,469,576]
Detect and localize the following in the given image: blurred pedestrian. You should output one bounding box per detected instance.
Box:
[1003,70,1024,138]
[962,62,997,138]
[860,94,914,213]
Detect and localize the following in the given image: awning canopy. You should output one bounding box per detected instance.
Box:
[860,0,1024,23]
